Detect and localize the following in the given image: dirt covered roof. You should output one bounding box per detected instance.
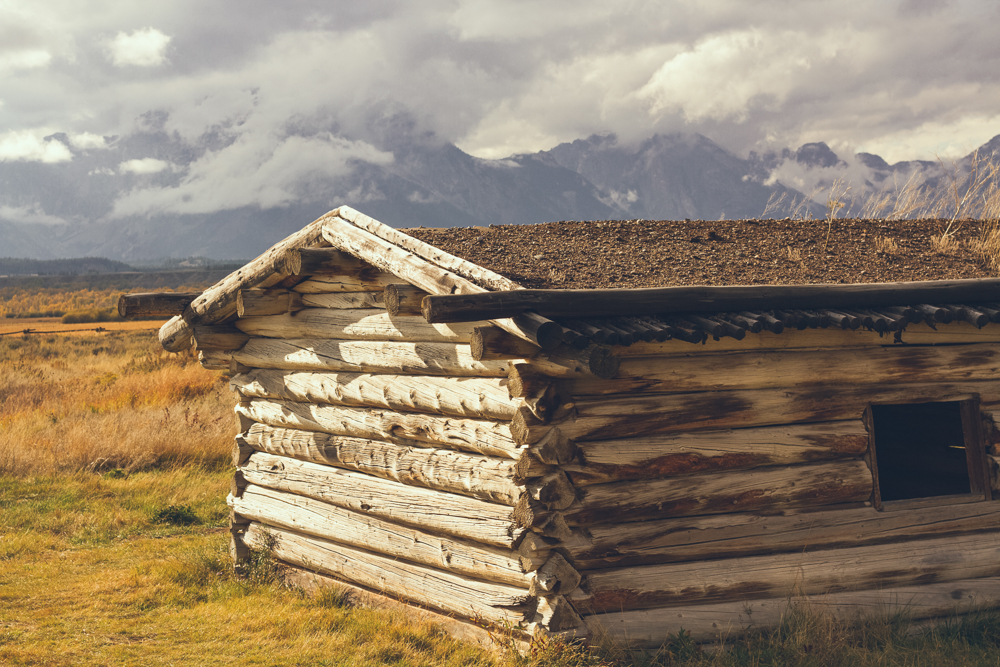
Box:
[406,217,995,289]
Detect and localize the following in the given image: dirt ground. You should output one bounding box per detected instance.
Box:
[407,217,994,289]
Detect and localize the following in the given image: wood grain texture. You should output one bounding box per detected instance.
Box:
[239,452,522,548]
[583,578,1000,647]
[562,500,1000,569]
[232,338,512,377]
[235,309,479,343]
[231,368,517,420]
[563,460,873,525]
[572,532,1000,615]
[292,273,400,293]
[565,422,870,485]
[236,397,523,459]
[118,292,199,318]
[299,290,385,310]
[242,422,543,504]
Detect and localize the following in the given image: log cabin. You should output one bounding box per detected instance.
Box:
[124,206,1000,648]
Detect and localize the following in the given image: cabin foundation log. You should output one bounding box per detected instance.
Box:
[236,397,523,459]
[561,500,1000,570]
[231,368,517,420]
[233,338,512,377]
[240,452,524,548]
[563,460,873,525]
[241,423,547,504]
[243,522,535,626]
[235,309,479,343]
[571,532,1000,615]
[583,577,1000,647]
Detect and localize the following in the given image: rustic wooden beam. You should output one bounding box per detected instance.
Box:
[232,338,513,378]
[237,289,304,318]
[471,326,542,360]
[118,292,200,318]
[385,284,430,316]
[300,291,383,310]
[235,309,479,343]
[231,368,517,420]
[281,247,370,276]
[420,279,1000,323]
[192,325,249,351]
[292,272,400,293]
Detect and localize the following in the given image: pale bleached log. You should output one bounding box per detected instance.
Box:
[237,289,304,317]
[235,309,479,343]
[232,434,254,467]
[231,368,517,420]
[240,452,522,548]
[192,325,249,351]
[281,247,370,276]
[322,214,563,349]
[520,380,1000,444]
[243,523,533,626]
[199,349,232,370]
[232,484,534,585]
[572,531,1000,615]
[292,272,400,293]
[529,553,582,597]
[612,321,1000,357]
[583,578,1000,647]
[237,397,523,460]
[158,210,336,351]
[242,423,546,505]
[563,460,873,525]
[300,291,384,310]
[233,338,512,377]
[568,344,1000,396]
[564,422,870,486]
[563,500,1000,570]
[385,284,429,316]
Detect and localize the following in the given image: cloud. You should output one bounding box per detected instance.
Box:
[0,203,67,225]
[69,132,108,150]
[0,130,72,163]
[108,27,171,67]
[119,158,172,174]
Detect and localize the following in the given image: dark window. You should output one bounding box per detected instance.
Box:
[869,398,990,505]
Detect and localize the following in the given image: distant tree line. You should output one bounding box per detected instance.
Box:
[0,257,133,276]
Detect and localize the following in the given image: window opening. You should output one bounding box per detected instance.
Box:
[869,399,989,504]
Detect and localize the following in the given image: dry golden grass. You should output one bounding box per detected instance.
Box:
[0,317,166,335]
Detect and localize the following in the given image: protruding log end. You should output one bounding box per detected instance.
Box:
[534,320,564,351]
[472,326,541,361]
[529,554,583,596]
[534,595,585,632]
[586,345,620,379]
[526,471,578,511]
[386,283,430,317]
[159,316,195,352]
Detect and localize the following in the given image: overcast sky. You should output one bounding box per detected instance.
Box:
[2,0,999,218]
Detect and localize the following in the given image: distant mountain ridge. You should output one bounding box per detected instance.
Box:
[0,127,996,261]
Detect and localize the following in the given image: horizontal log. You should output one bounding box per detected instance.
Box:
[232,484,536,586]
[385,284,430,316]
[158,210,335,351]
[323,215,563,350]
[237,289,304,318]
[300,291,384,310]
[563,500,1000,570]
[237,397,523,459]
[118,291,200,318]
[192,325,249,351]
[564,422,870,486]
[567,344,1000,396]
[521,380,1000,444]
[243,522,533,626]
[231,368,517,420]
[232,338,512,377]
[240,452,521,548]
[242,423,545,504]
[235,309,479,343]
[572,531,1000,615]
[198,350,232,371]
[291,272,400,293]
[472,326,542,360]
[563,460,873,525]
[523,345,620,380]
[281,247,371,276]
[612,321,1000,357]
[583,577,1000,647]
[420,279,1000,322]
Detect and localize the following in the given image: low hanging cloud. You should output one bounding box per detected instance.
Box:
[119,157,172,174]
[0,130,72,163]
[108,27,171,67]
[0,203,67,225]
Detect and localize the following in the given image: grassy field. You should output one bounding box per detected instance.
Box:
[5,328,1000,665]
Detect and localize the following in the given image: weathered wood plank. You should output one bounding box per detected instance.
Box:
[232,484,536,585]
[192,325,249,351]
[562,501,1000,570]
[237,289,305,317]
[198,349,232,370]
[567,344,1000,396]
[522,381,1000,444]
[583,578,1000,647]
[242,522,533,626]
[301,291,384,310]
[232,338,512,377]
[236,397,523,459]
[385,284,430,316]
[564,423,870,486]
[158,209,336,351]
[572,532,1000,615]
[239,452,521,548]
[292,273,400,293]
[235,309,479,343]
[281,247,370,276]
[231,368,517,420]
[241,423,543,504]
[563,460,873,525]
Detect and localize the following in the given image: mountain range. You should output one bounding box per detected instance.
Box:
[1,126,996,261]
